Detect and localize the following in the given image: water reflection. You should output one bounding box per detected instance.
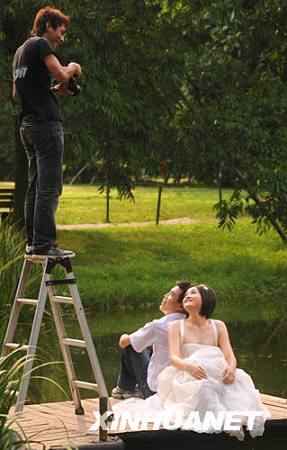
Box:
[20,312,287,404]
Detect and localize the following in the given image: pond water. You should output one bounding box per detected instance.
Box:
[16,307,286,405]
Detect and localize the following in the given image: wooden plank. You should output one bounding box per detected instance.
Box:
[260,393,287,406]
[9,395,287,449]
[80,399,100,409]
[267,404,287,412]
[266,406,287,419]
[13,421,97,443]
[37,401,96,419]
[19,404,96,434]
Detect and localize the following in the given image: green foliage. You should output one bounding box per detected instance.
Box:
[61,0,185,197]
[0,220,24,395]
[0,352,25,449]
[0,221,23,308]
[170,0,287,240]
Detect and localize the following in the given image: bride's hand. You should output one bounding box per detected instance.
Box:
[222,366,236,384]
[185,363,208,379]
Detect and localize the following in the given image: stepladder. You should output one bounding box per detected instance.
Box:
[1,253,110,415]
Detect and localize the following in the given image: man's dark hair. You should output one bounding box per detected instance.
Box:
[32,7,70,36]
[197,284,217,319]
[176,281,191,304]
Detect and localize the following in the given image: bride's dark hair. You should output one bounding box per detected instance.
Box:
[197,284,217,318]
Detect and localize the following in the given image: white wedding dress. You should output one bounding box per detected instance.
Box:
[113,320,270,439]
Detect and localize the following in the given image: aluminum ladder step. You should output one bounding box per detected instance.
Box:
[52,295,74,304]
[71,380,99,391]
[63,338,86,348]
[17,298,38,305]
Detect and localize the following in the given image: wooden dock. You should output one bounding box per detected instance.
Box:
[9,394,287,449]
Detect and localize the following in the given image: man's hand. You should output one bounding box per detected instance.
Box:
[52,82,73,95]
[68,62,81,78]
[119,334,131,349]
[185,362,208,379]
[222,365,236,384]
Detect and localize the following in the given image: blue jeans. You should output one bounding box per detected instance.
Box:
[117,345,155,399]
[20,118,64,251]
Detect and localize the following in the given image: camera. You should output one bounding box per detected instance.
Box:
[67,76,81,96]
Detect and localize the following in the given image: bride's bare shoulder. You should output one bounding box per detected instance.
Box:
[214,320,229,334]
[215,319,225,326]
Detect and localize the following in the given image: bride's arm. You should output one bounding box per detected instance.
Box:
[168,321,207,379]
[217,320,237,384]
[168,321,185,369]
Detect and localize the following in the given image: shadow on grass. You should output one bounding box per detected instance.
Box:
[56,223,287,310]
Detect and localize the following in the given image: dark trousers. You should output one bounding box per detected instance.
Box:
[117,345,155,399]
[20,119,64,251]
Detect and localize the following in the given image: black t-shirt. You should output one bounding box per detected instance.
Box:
[13,36,61,122]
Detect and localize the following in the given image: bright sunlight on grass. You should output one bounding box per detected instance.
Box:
[56,184,232,224]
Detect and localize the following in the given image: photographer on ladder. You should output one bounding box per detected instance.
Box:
[12,6,81,259]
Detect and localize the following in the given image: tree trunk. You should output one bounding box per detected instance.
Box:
[13,115,27,228]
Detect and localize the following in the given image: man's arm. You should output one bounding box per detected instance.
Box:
[119,320,156,352]
[44,54,81,84]
[12,82,20,104]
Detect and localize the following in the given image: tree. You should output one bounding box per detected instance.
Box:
[1,0,287,242]
[62,0,186,196]
[168,0,287,241]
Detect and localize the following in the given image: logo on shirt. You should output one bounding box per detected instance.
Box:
[13,66,28,81]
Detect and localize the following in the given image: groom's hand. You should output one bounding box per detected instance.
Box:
[222,366,236,384]
[119,333,131,349]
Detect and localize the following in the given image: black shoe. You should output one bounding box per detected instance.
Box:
[32,246,75,259]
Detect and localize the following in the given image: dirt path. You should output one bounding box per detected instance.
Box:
[57,217,205,230]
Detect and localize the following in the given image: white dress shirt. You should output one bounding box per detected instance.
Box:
[130,312,185,392]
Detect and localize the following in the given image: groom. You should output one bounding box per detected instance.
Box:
[111,281,190,399]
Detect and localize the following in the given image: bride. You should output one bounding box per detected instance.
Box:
[113,284,270,439]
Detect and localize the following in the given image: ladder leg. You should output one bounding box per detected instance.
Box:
[1,259,32,357]
[15,260,49,413]
[47,282,84,414]
[66,271,110,401]
[7,255,110,415]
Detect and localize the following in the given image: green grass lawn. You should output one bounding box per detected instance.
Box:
[2,182,286,316]
[55,220,287,316]
[0,181,238,224]
[56,184,232,224]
